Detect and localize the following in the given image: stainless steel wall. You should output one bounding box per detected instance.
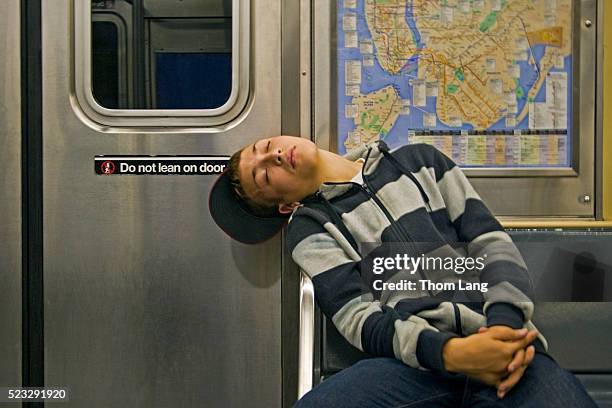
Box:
[43,1,282,406]
[0,1,22,406]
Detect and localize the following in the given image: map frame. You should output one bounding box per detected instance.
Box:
[333,0,585,174]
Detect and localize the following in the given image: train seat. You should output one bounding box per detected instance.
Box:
[298,230,612,406]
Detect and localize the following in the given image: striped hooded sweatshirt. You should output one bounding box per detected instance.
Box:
[287,141,546,373]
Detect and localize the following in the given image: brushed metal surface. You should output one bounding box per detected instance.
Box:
[280,1,302,405]
[313,0,598,217]
[313,0,333,152]
[299,0,311,140]
[0,0,22,405]
[43,0,282,406]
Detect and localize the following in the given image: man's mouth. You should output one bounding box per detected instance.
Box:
[289,146,296,168]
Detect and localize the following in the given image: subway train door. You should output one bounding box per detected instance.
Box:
[36,0,284,406]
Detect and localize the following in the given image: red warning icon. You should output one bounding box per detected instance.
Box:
[100,160,116,174]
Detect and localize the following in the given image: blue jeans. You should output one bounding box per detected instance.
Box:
[295,354,597,407]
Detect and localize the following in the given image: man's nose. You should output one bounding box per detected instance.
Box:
[262,149,282,165]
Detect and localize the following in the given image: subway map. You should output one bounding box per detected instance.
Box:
[338,0,572,167]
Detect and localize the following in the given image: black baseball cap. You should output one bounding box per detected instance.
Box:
[209,170,289,244]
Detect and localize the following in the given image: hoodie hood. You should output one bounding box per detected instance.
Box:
[317,140,430,209]
[317,141,386,201]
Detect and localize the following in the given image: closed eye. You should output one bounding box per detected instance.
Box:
[265,140,271,183]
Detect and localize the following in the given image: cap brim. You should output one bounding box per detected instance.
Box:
[209,171,288,245]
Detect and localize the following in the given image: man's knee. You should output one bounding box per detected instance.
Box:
[293,391,326,408]
[293,358,397,408]
[293,357,460,408]
[518,353,596,407]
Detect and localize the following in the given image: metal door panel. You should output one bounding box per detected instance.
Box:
[43,0,282,406]
[0,0,22,404]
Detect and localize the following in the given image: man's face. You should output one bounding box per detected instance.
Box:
[238,135,321,209]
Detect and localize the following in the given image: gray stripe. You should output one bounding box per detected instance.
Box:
[331,295,382,351]
[369,165,448,215]
[291,231,356,278]
[525,320,548,350]
[341,200,390,245]
[392,315,437,367]
[482,246,528,271]
[362,144,384,176]
[411,166,446,211]
[322,221,362,262]
[484,281,534,320]
[319,183,353,200]
[456,304,486,335]
[343,143,369,161]
[437,166,481,222]
[469,231,528,270]
[380,270,427,305]
[470,230,512,245]
[415,302,455,332]
[375,171,434,218]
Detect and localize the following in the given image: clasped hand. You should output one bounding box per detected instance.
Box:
[443,326,538,399]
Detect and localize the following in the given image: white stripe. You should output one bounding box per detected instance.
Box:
[322,221,363,262]
[291,231,356,278]
[410,166,446,211]
[376,176,427,218]
[483,281,534,320]
[331,295,381,351]
[415,302,455,332]
[362,149,384,176]
[469,230,512,246]
[437,166,481,222]
[341,200,391,245]
[392,315,436,367]
[456,304,486,335]
[468,232,528,270]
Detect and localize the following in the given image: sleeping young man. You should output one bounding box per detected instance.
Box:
[209,135,596,407]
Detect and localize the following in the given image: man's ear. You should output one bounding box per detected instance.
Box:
[278,202,300,215]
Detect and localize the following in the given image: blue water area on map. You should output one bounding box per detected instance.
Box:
[405,1,424,49]
[336,0,572,167]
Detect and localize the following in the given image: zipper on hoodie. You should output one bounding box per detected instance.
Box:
[360,146,431,245]
[361,178,417,244]
[355,152,433,296]
[357,181,415,246]
[356,180,431,290]
[359,147,420,257]
[318,145,434,296]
